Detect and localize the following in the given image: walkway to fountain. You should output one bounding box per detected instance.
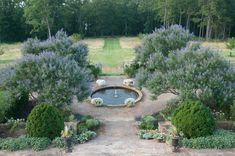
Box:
[1,76,235,156]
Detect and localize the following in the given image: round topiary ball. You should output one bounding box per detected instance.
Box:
[172,100,215,138]
[26,103,64,139]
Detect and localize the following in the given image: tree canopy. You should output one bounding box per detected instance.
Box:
[1,0,235,42]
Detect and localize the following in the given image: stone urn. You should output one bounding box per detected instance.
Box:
[64,137,73,153]
[172,136,179,152]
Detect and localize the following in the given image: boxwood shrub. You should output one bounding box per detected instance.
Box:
[172,100,215,138]
[26,103,64,139]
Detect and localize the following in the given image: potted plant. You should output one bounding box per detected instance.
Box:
[61,126,73,153]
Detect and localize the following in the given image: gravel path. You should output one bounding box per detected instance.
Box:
[0,76,234,156]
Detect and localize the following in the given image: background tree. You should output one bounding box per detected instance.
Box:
[1,0,235,41]
[24,0,63,39]
[0,0,28,42]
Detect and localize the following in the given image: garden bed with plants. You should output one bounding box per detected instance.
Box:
[134,25,235,151]
[0,106,101,152]
[137,98,235,150]
[0,31,102,152]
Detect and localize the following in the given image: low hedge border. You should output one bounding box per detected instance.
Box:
[182,130,235,149]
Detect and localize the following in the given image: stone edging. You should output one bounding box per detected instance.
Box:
[89,85,143,107]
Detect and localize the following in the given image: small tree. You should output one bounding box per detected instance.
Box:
[0,52,90,108]
[135,25,193,66]
[24,0,63,38]
[139,44,235,110]
[226,38,235,57]
[135,26,235,111]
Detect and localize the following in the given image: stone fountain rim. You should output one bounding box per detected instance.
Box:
[89,85,143,107]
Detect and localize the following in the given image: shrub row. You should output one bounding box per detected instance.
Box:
[182,130,235,149]
[0,131,96,151]
[0,135,51,151]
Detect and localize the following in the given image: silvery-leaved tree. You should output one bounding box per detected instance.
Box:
[0,52,90,108]
[0,30,91,108]
[22,30,89,67]
[136,25,235,110]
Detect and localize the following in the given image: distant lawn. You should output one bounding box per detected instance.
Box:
[88,38,135,75]
[1,39,234,75]
[0,43,22,68]
[202,42,235,64]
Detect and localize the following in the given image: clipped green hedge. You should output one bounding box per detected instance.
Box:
[183,130,235,149]
[26,103,64,139]
[172,100,215,138]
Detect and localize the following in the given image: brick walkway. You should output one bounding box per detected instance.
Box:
[0,76,234,156]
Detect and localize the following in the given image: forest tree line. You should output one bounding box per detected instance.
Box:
[1,0,235,42]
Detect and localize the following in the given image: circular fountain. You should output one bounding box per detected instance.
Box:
[91,86,142,107]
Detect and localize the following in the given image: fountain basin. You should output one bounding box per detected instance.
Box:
[90,85,143,107]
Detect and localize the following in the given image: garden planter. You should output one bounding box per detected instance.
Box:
[157,138,164,143]
[171,137,179,152]
[64,137,73,153]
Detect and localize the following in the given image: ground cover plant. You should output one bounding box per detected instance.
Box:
[182,130,235,149]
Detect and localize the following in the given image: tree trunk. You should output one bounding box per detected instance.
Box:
[125,22,128,36]
[179,11,182,25]
[46,17,51,39]
[202,26,205,38]
[206,16,211,40]
[186,14,191,30]
[163,0,167,27]
[222,25,226,40]
[199,25,202,38]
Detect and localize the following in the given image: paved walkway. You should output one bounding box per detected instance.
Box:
[0,76,234,156]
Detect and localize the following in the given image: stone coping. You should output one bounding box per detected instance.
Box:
[89,85,143,107]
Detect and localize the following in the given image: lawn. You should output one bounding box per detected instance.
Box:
[1,39,235,74]
[88,38,136,75]
[202,42,235,64]
[0,43,22,68]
